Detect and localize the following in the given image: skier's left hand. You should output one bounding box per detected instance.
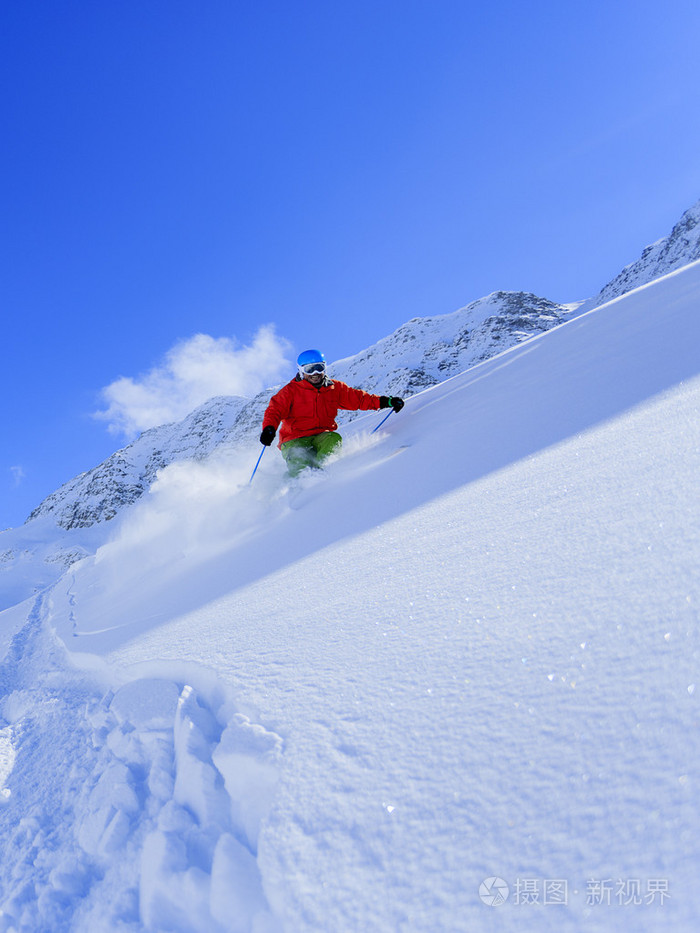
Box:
[379,396,404,412]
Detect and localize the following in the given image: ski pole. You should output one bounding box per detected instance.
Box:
[371,409,394,434]
[249,445,266,484]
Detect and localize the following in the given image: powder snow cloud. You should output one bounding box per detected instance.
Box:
[96,327,292,438]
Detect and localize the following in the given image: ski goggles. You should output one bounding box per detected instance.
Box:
[300,362,326,375]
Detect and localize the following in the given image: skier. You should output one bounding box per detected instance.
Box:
[260,349,404,476]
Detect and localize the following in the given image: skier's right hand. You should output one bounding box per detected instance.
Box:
[260,426,276,446]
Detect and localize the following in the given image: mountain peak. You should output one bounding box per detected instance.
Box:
[583,197,700,310]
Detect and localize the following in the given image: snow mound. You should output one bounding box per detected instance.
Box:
[0,597,283,932]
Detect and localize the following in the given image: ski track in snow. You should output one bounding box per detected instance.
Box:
[0,595,283,933]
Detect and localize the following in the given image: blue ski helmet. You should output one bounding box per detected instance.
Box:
[297,349,325,367]
[297,349,327,377]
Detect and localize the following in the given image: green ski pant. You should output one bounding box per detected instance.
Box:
[280,431,342,477]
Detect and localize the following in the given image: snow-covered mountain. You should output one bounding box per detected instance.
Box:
[0,290,578,609]
[21,198,700,537]
[27,396,253,529]
[331,290,579,397]
[26,291,576,535]
[580,197,700,311]
[1,198,698,611]
[1,256,699,932]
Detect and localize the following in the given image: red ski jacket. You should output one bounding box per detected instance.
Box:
[262,375,382,447]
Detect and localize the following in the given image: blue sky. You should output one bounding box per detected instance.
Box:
[2,0,700,528]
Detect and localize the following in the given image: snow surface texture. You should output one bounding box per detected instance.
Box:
[0,601,283,932]
[1,259,699,930]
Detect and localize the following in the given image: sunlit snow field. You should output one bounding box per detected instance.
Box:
[1,261,700,931]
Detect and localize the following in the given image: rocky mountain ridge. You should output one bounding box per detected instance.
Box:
[580,197,700,312]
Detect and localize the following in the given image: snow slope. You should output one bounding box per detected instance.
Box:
[1,260,700,931]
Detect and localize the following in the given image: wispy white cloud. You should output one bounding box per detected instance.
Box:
[95,326,292,438]
[10,466,25,486]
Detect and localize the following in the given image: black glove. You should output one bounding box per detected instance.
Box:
[260,425,276,446]
[379,396,404,412]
